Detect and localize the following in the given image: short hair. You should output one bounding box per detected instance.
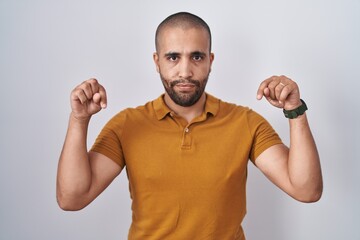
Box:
[155,12,212,52]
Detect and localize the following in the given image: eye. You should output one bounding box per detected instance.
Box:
[192,55,203,61]
[167,55,178,61]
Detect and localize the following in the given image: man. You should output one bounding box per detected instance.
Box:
[57,12,323,240]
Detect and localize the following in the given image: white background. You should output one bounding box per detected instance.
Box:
[1,0,359,239]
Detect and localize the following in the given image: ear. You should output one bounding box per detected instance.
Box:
[153,52,160,73]
[209,53,215,72]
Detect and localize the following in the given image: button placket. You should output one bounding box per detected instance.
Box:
[181,125,192,149]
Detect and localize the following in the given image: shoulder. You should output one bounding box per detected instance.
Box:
[107,98,159,126]
[209,94,269,128]
[212,95,258,119]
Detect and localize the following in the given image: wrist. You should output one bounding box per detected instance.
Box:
[283,99,308,119]
[70,112,91,125]
[284,100,302,111]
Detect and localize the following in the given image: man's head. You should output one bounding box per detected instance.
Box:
[155,12,212,53]
[153,12,214,107]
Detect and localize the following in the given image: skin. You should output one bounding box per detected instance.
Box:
[56,25,322,211]
[256,76,323,202]
[153,27,214,122]
[56,79,121,210]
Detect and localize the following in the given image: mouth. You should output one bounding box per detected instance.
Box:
[175,83,196,91]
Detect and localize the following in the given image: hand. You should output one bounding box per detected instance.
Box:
[70,78,107,121]
[256,75,302,110]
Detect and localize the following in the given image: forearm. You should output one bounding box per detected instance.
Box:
[288,113,323,201]
[56,113,92,209]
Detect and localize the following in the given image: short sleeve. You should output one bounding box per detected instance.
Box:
[247,110,283,162]
[90,111,126,168]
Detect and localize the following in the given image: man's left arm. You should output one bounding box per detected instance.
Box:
[255,75,323,203]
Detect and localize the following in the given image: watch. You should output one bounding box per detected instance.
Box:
[283,99,308,119]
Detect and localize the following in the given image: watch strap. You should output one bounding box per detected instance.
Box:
[283,99,308,119]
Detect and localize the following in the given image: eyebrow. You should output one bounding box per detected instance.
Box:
[164,52,180,58]
[164,51,207,57]
[191,51,207,57]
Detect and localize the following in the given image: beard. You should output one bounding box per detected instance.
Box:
[160,73,209,107]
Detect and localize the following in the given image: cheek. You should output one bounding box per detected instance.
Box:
[159,66,176,79]
[196,67,210,80]
[159,59,180,73]
[159,72,171,88]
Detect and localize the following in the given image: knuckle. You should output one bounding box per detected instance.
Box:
[89,78,98,85]
[268,81,277,87]
[81,78,98,87]
[83,82,92,92]
[72,88,82,96]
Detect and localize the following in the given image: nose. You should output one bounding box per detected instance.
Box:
[178,59,193,79]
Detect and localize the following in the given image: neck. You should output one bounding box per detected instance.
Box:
[164,93,206,123]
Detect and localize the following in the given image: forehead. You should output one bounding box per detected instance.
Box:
[157,27,210,53]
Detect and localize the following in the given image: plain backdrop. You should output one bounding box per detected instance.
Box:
[1,0,359,239]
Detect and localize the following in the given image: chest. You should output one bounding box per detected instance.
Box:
[121,118,252,194]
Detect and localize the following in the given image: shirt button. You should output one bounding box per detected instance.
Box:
[185,127,189,133]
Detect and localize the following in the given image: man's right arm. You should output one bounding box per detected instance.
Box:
[56,79,121,211]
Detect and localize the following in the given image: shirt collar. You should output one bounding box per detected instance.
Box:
[153,94,171,120]
[153,93,220,120]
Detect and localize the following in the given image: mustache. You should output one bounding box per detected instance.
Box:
[169,79,201,88]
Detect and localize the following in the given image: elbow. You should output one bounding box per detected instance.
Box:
[297,191,322,203]
[57,201,83,212]
[290,174,323,203]
[56,191,87,211]
[294,185,323,203]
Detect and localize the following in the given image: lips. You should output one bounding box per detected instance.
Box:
[177,83,195,87]
[175,83,196,91]
[170,79,200,87]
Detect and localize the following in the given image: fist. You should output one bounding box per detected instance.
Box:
[257,75,302,110]
[70,78,107,120]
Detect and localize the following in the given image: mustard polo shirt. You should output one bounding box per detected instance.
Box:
[91,93,282,240]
